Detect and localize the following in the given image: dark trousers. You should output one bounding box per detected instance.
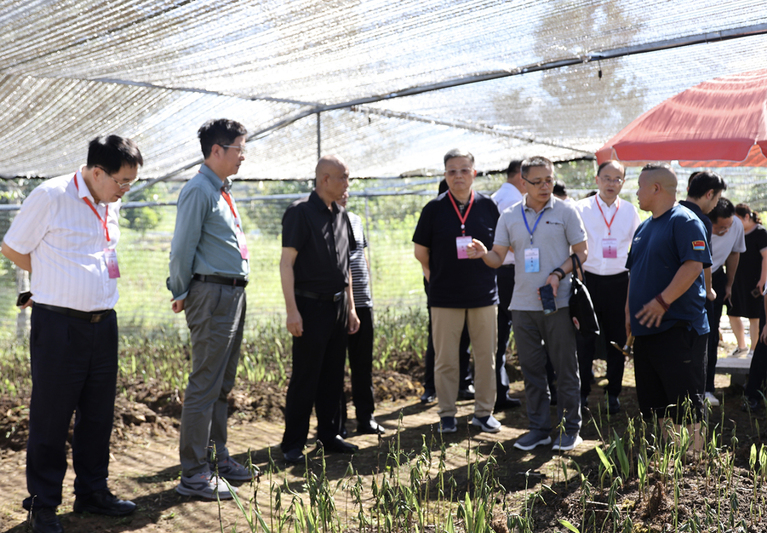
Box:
[24,306,118,511]
[633,324,707,423]
[706,268,728,392]
[282,294,348,452]
[423,278,472,391]
[495,265,514,401]
[577,271,629,398]
[746,307,767,401]
[341,306,375,424]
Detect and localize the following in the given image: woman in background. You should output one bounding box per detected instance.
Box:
[728,204,767,356]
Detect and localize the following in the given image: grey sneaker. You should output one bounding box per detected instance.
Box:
[211,456,258,482]
[438,416,457,434]
[552,433,583,451]
[470,414,501,433]
[176,471,236,500]
[514,430,552,451]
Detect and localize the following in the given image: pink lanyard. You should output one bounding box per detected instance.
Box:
[74,173,110,242]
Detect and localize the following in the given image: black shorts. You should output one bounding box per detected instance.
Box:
[633,323,708,423]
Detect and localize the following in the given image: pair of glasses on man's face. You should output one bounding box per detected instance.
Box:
[96,166,138,190]
[522,177,554,188]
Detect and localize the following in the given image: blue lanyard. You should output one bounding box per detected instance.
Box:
[521,207,546,244]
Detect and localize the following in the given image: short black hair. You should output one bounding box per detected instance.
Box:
[506,159,523,177]
[198,119,248,159]
[443,148,474,166]
[553,180,567,197]
[86,135,143,174]
[708,197,735,223]
[688,170,727,199]
[520,156,553,179]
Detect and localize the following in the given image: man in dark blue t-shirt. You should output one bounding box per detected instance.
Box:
[413,148,500,434]
[626,164,711,452]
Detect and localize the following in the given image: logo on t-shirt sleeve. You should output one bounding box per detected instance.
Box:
[692,240,706,251]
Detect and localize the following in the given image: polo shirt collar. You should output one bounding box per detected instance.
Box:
[523,194,554,213]
[199,163,232,191]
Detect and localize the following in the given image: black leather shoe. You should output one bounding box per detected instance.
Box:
[318,435,359,454]
[73,489,136,517]
[742,397,762,412]
[420,389,436,403]
[283,448,305,464]
[357,418,386,435]
[458,384,475,400]
[339,425,348,439]
[607,395,621,415]
[494,396,522,412]
[30,507,63,533]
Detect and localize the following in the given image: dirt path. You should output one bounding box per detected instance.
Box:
[0,340,756,532]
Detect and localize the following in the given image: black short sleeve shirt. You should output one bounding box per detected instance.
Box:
[412,191,499,308]
[282,190,355,293]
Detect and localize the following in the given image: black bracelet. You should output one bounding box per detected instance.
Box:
[551,268,566,280]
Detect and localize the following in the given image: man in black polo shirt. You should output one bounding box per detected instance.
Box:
[280,155,360,464]
[413,148,501,434]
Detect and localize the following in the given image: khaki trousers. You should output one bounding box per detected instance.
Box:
[432,306,497,418]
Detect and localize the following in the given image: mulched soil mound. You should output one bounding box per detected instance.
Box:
[0,369,421,452]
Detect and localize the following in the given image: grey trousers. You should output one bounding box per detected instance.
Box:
[512,309,581,435]
[179,280,246,477]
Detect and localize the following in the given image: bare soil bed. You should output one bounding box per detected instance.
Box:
[1,355,765,533]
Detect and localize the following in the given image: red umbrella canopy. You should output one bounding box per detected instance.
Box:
[596,68,767,167]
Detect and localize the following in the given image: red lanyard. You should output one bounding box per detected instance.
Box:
[447,190,475,236]
[595,196,619,236]
[221,190,241,230]
[73,173,110,242]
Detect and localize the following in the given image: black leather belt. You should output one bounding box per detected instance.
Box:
[295,289,344,302]
[193,274,248,287]
[35,303,113,323]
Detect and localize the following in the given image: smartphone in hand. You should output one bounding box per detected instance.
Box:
[539,284,557,315]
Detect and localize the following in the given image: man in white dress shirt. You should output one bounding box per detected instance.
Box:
[574,160,640,415]
[2,136,142,533]
[490,160,525,411]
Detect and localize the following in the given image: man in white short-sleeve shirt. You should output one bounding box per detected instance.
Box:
[2,136,142,532]
[574,160,640,415]
[490,159,525,411]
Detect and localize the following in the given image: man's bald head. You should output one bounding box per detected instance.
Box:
[641,164,677,195]
[315,155,347,180]
[315,155,350,207]
[636,163,678,216]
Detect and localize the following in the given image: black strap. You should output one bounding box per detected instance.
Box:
[570,253,585,282]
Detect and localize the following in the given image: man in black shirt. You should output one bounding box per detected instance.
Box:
[413,149,501,434]
[280,155,360,464]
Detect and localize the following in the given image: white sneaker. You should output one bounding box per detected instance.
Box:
[176,471,236,500]
[704,392,720,407]
[731,347,749,357]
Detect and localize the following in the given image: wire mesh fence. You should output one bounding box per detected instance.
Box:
[1,163,766,342]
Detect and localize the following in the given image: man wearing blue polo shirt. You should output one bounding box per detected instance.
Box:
[626,164,711,452]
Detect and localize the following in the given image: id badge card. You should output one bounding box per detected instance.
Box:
[235,226,250,260]
[524,247,540,273]
[104,248,120,279]
[602,238,618,259]
[456,236,472,259]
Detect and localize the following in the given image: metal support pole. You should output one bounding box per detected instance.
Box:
[317,112,321,160]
